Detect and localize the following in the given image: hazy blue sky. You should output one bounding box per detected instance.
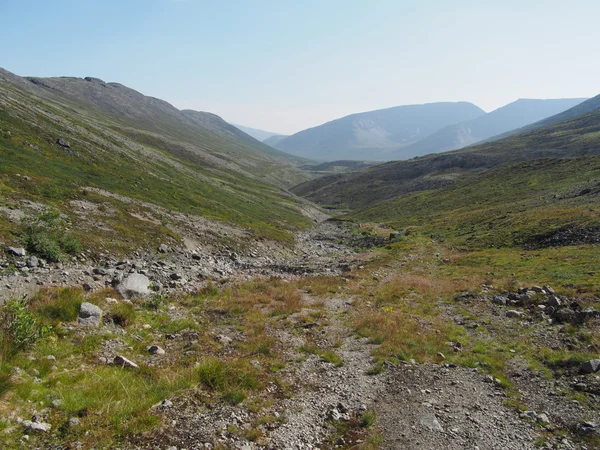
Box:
[1,0,599,134]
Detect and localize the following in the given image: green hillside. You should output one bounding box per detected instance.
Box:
[0,69,319,251]
[353,157,600,248]
[292,98,600,210]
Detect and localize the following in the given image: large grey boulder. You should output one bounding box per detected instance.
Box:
[117,273,150,298]
[579,359,600,374]
[78,302,103,327]
[5,246,26,257]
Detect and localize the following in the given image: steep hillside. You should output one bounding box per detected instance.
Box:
[273,102,485,161]
[1,69,310,189]
[292,101,600,209]
[353,156,600,248]
[0,68,321,253]
[396,98,586,158]
[231,123,283,142]
[489,94,600,141]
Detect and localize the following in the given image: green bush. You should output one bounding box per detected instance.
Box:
[59,235,82,254]
[360,409,377,428]
[23,229,62,262]
[20,208,82,261]
[1,299,47,353]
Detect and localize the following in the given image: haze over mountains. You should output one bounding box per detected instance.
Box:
[394,97,587,158]
[231,123,283,142]
[292,93,600,209]
[263,97,587,162]
[268,102,485,161]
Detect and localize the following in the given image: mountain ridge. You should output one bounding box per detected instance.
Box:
[272,101,486,161]
[291,93,600,209]
[394,97,587,158]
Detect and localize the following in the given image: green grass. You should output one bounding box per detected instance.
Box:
[300,344,344,367]
[353,157,600,249]
[0,81,314,253]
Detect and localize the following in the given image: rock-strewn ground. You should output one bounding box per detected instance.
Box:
[1,219,599,449]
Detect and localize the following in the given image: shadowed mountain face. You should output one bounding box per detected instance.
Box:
[291,94,600,210]
[272,102,485,161]
[0,68,320,241]
[395,98,587,158]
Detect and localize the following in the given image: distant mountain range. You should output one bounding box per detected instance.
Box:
[270,102,485,161]
[394,98,587,158]
[231,123,283,142]
[291,93,600,209]
[267,98,587,161]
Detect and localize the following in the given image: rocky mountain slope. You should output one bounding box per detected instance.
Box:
[0,67,324,256]
[395,98,586,158]
[272,102,485,161]
[1,68,309,190]
[291,95,600,209]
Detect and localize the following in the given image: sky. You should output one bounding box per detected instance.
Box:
[1,0,599,135]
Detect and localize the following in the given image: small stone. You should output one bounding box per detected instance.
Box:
[153,399,173,409]
[420,413,444,432]
[105,297,118,304]
[78,302,103,327]
[506,310,524,318]
[537,413,550,424]
[492,295,507,305]
[22,420,51,432]
[170,273,182,280]
[113,355,138,369]
[216,334,232,345]
[158,244,169,253]
[520,411,538,420]
[147,345,165,355]
[68,417,81,427]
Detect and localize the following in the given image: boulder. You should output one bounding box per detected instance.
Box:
[579,359,600,374]
[117,273,150,298]
[546,295,561,307]
[78,302,103,327]
[553,308,577,324]
[492,295,508,306]
[26,256,39,268]
[5,246,26,257]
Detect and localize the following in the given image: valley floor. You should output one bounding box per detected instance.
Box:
[0,220,599,449]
